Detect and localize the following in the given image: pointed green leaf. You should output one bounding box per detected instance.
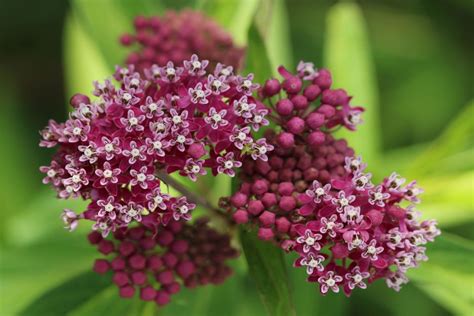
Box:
[240,229,296,316]
[324,2,381,169]
[416,171,474,226]
[410,233,474,315]
[254,0,293,70]
[71,0,163,71]
[407,101,474,178]
[19,271,112,316]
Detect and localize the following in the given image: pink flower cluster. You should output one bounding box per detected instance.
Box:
[40,55,271,236]
[120,10,245,72]
[228,62,359,241]
[292,156,439,295]
[91,218,238,306]
[225,61,439,295]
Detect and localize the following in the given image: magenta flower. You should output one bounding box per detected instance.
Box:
[95,162,121,186]
[318,271,343,294]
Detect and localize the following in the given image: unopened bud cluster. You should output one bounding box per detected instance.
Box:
[91,218,238,306]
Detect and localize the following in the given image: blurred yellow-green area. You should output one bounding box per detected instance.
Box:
[0,0,473,315]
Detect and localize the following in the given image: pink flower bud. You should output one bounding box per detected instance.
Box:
[171,240,189,254]
[277,132,295,149]
[318,104,336,118]
[233,209,249,224]
[113,271,129,287]
[303,84,321,101]
[176,261,196,279]
[69,93,90,108]
[282,76,302,94]
[98,240,115,255]
[93,259,110,274]
[252,179,269,195]
[155,290,171,306]
[131,271,147,285]
[119,285,135,298]
[187,143,206,159]
[157,270,174,285]
[306,112,325,129]
[259,211,276,227]
[276,99,294,116]
[291,95,308,110]
[275,217,291,233]
[308,131,326,147]
[140,286,156,301]
[147,255,163,271]
[279,196,296,212]
[248,200,264,216]
[258,227,274,240]
[322,89,349,106]
[287,117,305,134]
[231,192,248,208]
[278,182,294,196]
[261,193,277,207]
[313,68,332,89]
[263,78,281,97]
[129,254,146,270]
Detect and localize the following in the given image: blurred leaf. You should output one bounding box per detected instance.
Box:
[407,101,474,178]
[0,84,37,243]
[410,233,474,315]
[196,0,261,46]
[286,254,349,316]
[416,171,474,227]
[0,239,96,315]
[324,2,381,169]
[254,0,293,71]
[244,23,274,83]
[63,13,110,98]
[69,286,150,316]
[4,190,88,247]
[19,271,112,316]
[71,0,163,71]
[240,229,296,316]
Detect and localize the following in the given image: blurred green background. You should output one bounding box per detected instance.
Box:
[0,0,472,315]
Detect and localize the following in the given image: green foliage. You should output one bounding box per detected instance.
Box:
[240,229,296,316]
[19,271,113,316]
[409,234,474,315]
[324,2,381,170]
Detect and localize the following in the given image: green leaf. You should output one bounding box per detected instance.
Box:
[239,229,296,316]
[254,0,293,71]
[324,2,381,169]
[410,234,474,315]
[244,23,274,83]
[407,101,474,178]
[70,0,163,71]
[19,270,111,316]
[63,13,110,98]
[415,171,474,227]
[196,0,261,46]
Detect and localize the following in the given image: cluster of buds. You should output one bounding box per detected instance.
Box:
[227,62,359,241]
[120,10,245,72]
[91,218,238,306]
[292,156,439,295]
[39,55,271,237]
[224,62,439,295]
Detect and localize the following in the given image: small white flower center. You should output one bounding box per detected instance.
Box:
[137,173,146,182]
[131,148,140,157]
[47,169,56,178]
[177,135,186,143]
[105,143,114,152]
[103,170,113,178]
[224,161,234,169]
[73,127,82,135]
[105,203,114,212]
